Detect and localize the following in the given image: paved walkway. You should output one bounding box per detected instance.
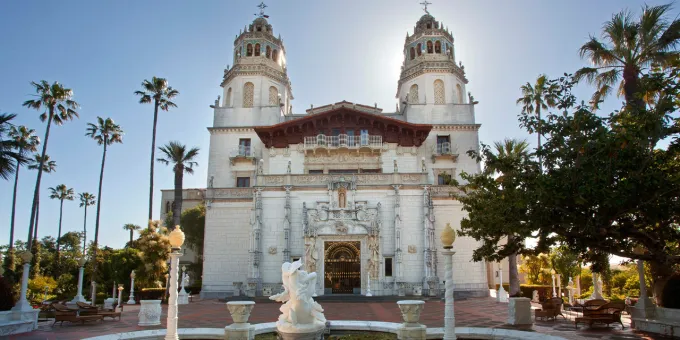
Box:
[8,298,663,340]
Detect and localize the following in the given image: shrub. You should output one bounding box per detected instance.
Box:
[139,287,166,300]
[519,284,553,301]
[0,276,15,311]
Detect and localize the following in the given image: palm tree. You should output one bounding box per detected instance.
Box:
[22,80,79,247]
[27,154,57,243]
[122,224,142,244]
[85,116,123,298]
[516,74,557,165]
[157,141,199,227]
[7,125,39,268]
[134,77,179,222]
[78,192,96,252]
[492,138,530,298]
[0,113,29,180]
[574,4,680,109]
[48,184,75,262]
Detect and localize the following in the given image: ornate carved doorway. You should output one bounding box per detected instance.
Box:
[324,241,361,294]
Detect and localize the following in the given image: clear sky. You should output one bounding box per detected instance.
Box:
[1,0,676,250]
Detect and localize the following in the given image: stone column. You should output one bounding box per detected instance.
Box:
[556,274,562,298]
[635,259,654,317]
[576,275,581,297]
[397,300,426,340]
[551,271,557,297]
[442,249,456,340]
[421,186,437,295]
[282,186,292,263]
[91,281,97,306]
[117,284,124,308]
[225,301,256,340]
[127,271,136,304]
[393,185,403,281]
[70,258,87,303]
[12,252,33,311]
[247,188,263,296]
[165,250,181,340]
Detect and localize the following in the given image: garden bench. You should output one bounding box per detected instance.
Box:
[51,303,103,326]
[575,300,625,329]
[76,302,122,320]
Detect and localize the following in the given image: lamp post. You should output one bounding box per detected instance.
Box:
[166,225,186,340]
[12,251,33,311]
[127,270,136,304]
[117,284,124,308]
[70,257,87,303]
[497,264,506,302]
[550,269,557,297]
[440,223,456,340]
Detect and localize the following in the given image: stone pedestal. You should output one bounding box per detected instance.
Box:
[104,298,116,310]
[507,297,532,325]
[397,300,426,340]
[12,262,32,312]
[276,323,325,340]
[225,301,256,340]
[138,300,162,326]
[178,291,189,305]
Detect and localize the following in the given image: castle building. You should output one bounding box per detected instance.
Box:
[162,7,490,298]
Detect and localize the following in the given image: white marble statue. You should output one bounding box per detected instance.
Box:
[269,260,326,332]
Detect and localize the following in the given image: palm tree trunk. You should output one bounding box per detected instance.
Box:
[507,235,520,297]
[56,199,64,263]
[27,109,54,247]
[172,165,183,227]
[82,205,88,254]
[129,229,133,243]
[34,201,40,241]
[9,162,20,256]
[92,138,108,289]
[148,101,160,222]
[623,65,643,110]
[536,106,542,168]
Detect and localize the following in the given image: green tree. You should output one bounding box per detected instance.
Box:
[518,69,680,305]
[135,220,171,288]
[0,113,28,180]
[574,4,680,109]
[78,192,96,252]
[516,74,557,163]
[452,138,541,297]
[6,124,39,272]
[164,204,206,280]
[549,245,581,287]
[85,116,123,300]
[520,253,551,285]
[48,184,74,263]
[157,141,199,227]
[22,80,79,247]
[134,77,179,221]
[122,224,141,244]
[27,154,56,247]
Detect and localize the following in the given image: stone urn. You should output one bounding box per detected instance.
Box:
[138,300,162,326]
[225,301,256,340]
[396,300,426,340]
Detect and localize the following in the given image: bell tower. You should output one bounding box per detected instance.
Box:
[214,3,293,127]
[396,4,474,124]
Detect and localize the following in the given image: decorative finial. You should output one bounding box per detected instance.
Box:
[420,0,432,14]
[255,2,269,18]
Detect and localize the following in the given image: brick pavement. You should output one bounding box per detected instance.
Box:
[7,298,664,340]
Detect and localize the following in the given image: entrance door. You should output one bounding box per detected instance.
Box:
[324,241,361,294]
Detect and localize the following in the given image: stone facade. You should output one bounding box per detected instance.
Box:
[161,12,490,299]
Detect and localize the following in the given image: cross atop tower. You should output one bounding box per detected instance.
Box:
[255,2,269,18]
[420,0,432,14]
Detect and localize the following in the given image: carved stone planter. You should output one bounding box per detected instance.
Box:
[137,300,162,326]
[225,301,256,340]
[397,300,426,340]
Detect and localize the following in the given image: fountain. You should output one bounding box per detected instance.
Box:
[269,260,326,340]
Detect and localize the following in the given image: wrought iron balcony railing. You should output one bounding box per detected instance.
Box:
[303,134,382,149]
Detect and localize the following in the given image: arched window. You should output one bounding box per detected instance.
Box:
[409,47,415,60]
[246,44,253,57]
[269,86,279,105]
[417,43,422,56]
[272,49,279,62]
[226,88,232,107]
[254,43,261,56]
[434,80,445,104]
[427,41,433,54]
[456,84,464,104]
[435,41,442,53]
[408,84,419,103]
[266,46,271,59]
[243,82,254,108]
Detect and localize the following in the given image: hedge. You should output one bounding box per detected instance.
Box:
[138,288,166,301]
[494,284,553,300]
